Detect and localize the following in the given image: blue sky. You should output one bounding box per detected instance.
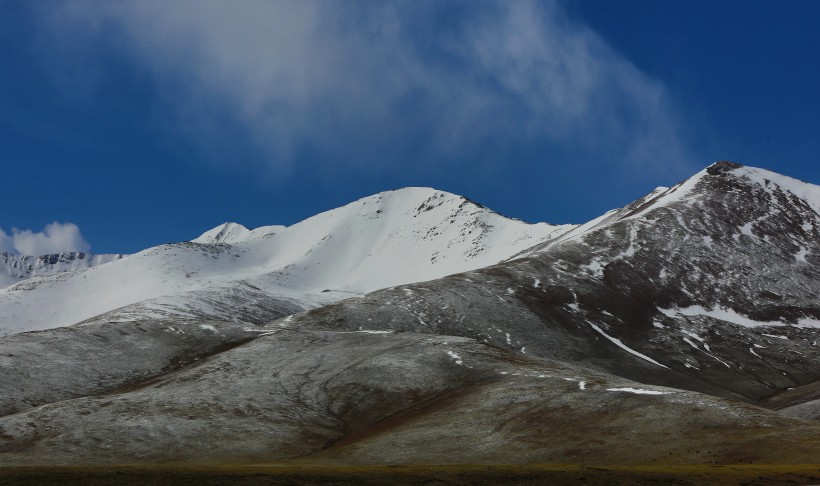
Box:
[1,0,819,254]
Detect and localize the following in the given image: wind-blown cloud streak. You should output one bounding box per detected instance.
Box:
[0,222,91,256]
[43,0,693,175]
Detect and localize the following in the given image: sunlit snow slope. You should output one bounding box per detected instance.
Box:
[0,188,571,335]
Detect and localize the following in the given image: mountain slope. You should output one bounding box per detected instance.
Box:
[0,188,570,335]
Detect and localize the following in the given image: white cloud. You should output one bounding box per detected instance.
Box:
[42,0,693,174]
[0,222,91,256]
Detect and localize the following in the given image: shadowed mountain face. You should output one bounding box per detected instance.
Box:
[1,162,819,466]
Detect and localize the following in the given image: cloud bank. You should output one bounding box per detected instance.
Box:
[45,0,692,174]
[0,222,91,256]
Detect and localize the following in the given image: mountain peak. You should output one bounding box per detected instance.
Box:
[706,160,743,175]
[192,222,285,245]
[192,222,250,244]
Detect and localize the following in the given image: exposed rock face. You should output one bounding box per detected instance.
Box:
[0,163,819,466]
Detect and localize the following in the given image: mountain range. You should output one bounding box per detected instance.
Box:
[0,251,123,289]
[1,161,819,468]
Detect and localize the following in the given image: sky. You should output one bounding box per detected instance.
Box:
[1,0,819,255]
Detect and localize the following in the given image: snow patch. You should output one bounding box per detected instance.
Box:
[446,350,463,365]
[588,322,669,369]
[606,387,672,395]
[682,330,710,351]
[796,317,820,328]
[624,226,639,257]
[683,335,731,368]
[659,306,785,328]
[584,259,604,277]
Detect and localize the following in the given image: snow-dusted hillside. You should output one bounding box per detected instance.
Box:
[0,188,572,335]
[0,252,123,289]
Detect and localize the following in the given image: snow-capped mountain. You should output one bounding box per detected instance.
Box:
[301,162,820,405]
[0,187,572,335]
[0,251,124,289]
[2,162,820,468]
